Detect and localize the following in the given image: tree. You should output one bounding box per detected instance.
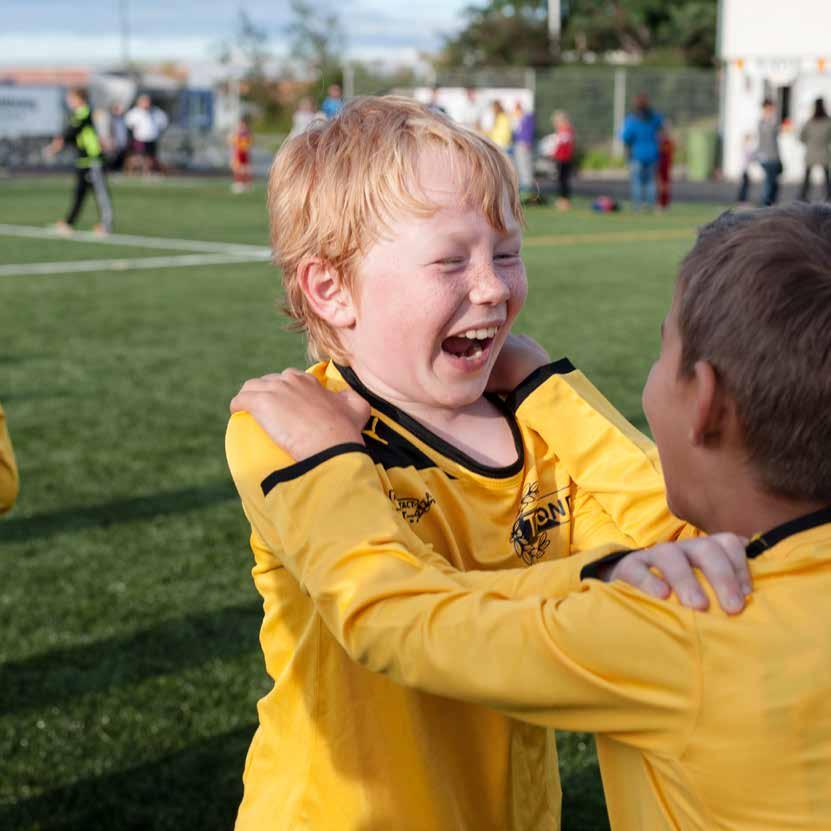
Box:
[437,0,718,69]
[285,0,346,92]
[439,1,554,69]
[217,10,284,125]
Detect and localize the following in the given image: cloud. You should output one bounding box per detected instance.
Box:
[0,0,467,67]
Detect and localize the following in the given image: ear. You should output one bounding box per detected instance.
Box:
[297,258,357,330]
[688,360,734,447]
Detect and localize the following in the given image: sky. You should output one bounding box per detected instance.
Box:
[2,0,472,68]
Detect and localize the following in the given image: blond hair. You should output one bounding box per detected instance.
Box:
[268,95,522,361]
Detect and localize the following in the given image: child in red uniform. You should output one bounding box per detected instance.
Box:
[551,110,575,211]
[230,115,253,194]
[657,126,674,210]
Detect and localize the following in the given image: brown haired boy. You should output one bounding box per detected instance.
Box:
[233,203,831,829]
[226,96,749,830]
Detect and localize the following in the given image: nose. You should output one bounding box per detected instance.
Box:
[468,263,512,306]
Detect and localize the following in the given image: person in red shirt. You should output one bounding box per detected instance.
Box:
[551,110,575,211]
[230,115,253,194]
[657,126,674,210]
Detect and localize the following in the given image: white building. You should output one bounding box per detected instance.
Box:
[719,0,831,181]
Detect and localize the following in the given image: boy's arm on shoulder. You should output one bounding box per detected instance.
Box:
[265,447,697,746]
[228,412,621,599]
[225,411,304,555]
[0,403,19,515]
[507,361,699,546]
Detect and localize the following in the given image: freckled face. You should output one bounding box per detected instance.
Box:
[342,149,528,411]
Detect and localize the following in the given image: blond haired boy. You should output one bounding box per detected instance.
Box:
[226,97,749,830]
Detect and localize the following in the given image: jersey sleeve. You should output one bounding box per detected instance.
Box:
[265,448,699,753]
[508,361,699,547]
[0,402,19,515]
[225,412,623,600]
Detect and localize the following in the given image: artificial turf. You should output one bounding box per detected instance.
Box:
[0,176,727,830]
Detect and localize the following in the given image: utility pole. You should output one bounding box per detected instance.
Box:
[548,0,561,62]
[548,0,561,39]
[119,0,131,73]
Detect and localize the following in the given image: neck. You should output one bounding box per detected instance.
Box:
[702,485,827,539]
[339,363,517,467]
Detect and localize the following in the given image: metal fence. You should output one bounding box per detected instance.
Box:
[350,64,719,160]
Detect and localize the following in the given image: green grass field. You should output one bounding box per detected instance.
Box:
[0,176,728,830]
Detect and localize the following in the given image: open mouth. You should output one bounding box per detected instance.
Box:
[441,325,500,363]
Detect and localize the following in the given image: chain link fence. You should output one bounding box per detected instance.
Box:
[348,64,719,170]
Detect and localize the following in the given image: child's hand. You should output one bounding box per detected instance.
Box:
[486,334,551,393]
[230,370,370,461]
[602,534,752,615]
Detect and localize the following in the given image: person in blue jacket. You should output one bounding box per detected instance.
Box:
[621,93,663,211]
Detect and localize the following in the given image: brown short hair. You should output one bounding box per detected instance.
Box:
[267,95,521,362]
[676,204,831,501]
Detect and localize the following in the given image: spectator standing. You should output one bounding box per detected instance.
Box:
[798,97,831,202]
[458,87,481,131]
[107,102,129,172]
[426,87,447,116]
[321,84,344,120]
[289,97,319,138]
[551,110,575,211]
[657,125,674,210]
[125,94,169,175]
[487,100,512,152]
[736,132,757,205]
[757,98,782,206]
[512,101,535,198]
[620,93,663,211]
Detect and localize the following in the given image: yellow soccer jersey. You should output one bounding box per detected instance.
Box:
[225,359,689,831]
[267,450,831,831]
[0,401,19,515]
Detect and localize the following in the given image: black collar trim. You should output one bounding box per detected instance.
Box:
[335,364,525,479]
[746,506,831,559]
[504,358,576,412]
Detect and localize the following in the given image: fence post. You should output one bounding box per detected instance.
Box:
[613,68,626,156]
[525,68,536,97]
[343,63,355,99]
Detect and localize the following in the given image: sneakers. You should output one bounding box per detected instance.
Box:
[54,220,73,235]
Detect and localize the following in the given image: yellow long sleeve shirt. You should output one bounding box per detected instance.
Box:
[268,449,831,831]
[0,402,19,515]
[226,359,689,831]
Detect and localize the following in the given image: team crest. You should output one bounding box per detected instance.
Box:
[388,489,436,524]
[510,482,571,565]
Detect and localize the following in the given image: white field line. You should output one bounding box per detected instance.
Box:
[0,252,270,278]
[0,223,271,257]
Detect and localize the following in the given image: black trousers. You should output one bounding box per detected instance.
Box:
[66,164,113,231]
[799,164,831,201]
[557,160,573,199]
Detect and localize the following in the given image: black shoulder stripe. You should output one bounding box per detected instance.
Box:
[505,358,576,412]
[261,443,370,496]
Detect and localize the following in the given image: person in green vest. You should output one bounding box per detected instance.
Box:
[46,87,113,234]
